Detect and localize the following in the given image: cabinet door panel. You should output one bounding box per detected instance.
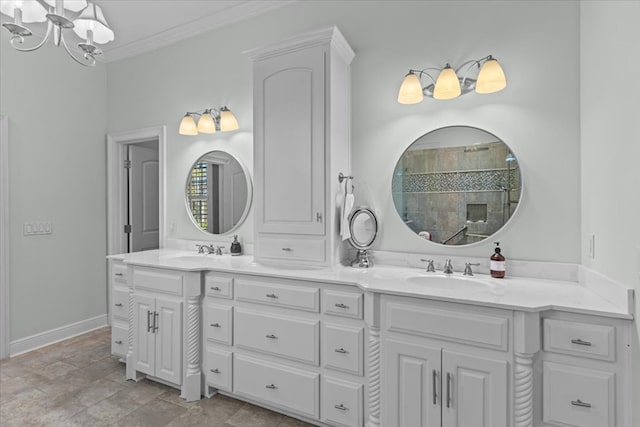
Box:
[383,339,441,427]
[155,297,182,385]
[133,295,155,376]
[255,46,325,235]
[442,350,508,427]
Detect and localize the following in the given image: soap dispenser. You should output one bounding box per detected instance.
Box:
[230,235,242,256]
[490,241,506,278]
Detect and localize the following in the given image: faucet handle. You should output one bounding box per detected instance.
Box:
[215,245,225,255]
[196,244,205,254]
[463,262,481,276]
[443,259,453,274]
[420,258,436,272]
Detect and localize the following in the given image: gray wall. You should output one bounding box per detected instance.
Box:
[0,30,108,340]
[580,1,640,423]
[107,0,582,264]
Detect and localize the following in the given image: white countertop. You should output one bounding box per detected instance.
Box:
[109,249,634,319]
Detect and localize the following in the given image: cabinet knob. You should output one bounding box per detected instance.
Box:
[115,273,124,277]
[210,323,221,328]
[210,368,221,374]
[114,303,123,307]
[265,334,277,339]
[570,338,592,346]
[114,340,122,344]
[571,399,592,408]
[334,348,348,354]
[281,247,292,252]
[265,384,277,389]
[210,286,221,291]
[334,303,349,309]
[334,404,348,411]
[266,293,278,299]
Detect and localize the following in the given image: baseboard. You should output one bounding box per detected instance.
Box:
[9,314,108,357]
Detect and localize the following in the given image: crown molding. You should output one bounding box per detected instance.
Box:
[102,0,296,63]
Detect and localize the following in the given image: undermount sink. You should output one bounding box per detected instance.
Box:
[169,254,224,262]
[406,274,496,291]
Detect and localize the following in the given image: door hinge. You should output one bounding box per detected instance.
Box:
[124,224,132,233]
[124,159,132,169]
[316,212,323,223]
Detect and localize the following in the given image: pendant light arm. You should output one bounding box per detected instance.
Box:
[456,55,495,86]
[410,68,439,87]
[9,21,53,52]
[60,29,96,66]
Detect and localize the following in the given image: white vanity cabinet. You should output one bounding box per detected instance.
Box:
[380,295,511,427]
[109,259,129,358]
[540,312,631,427]
[126,265,203,402]
[247,26,354,267]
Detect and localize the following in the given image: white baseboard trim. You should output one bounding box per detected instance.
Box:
[9,314,109,357]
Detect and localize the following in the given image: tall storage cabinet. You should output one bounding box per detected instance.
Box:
[247,27,355,267]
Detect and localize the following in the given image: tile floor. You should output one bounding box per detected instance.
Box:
[0,327,314,426]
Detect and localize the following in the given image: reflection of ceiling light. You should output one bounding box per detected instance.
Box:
[1,0,114,66]
[398,55,507,103]
[505,152,516,162]
[179,107,239,136]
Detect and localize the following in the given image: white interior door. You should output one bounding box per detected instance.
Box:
[129,142,159,252]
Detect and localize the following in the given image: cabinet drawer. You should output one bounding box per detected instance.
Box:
[234,354,319,419]
[112,262,127,284]
[322,376,363,427]
[112,287,129,320]
[385,300,509,351]
[205,304,233,346]
[133,268,183,296]
[258,235,326,263]
[543,319,616,361]
[205,275,233,299]
[205,348,232,392]
[111,324,127,357]
[543,361,615,427]
[235,279,320,312]
[323,323,364,376]
[323,290,363,319]
[235,308,319,365]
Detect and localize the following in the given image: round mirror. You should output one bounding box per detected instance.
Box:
[348,207,378,250]
[185,150,252,235]
[392,126,522,246]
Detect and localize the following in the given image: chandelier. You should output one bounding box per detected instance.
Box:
[1,0,114,66]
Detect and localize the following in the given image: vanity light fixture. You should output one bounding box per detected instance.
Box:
[0,0,114,66]
[179,107,239,136]
[397,55,506,103]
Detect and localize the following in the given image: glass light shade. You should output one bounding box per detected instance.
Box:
[476,58,507,94]
[179,114,198,136]
[433,65,461,100]
[397,72,424,104]
[44,0,87,12]
[72,2,114,44]
[197,112,216,134]
[219,108,239,131]
[0,1,47,23]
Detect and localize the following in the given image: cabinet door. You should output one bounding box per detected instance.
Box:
[154,297,182,385]
[254,45,325,235]
[133,294,155,376]
[442,350,508,427]
[383,339,442,427]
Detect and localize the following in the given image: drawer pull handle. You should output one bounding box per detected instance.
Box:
[115,273,124,277]
[571,339,592,346]
[210,286,221,291]
[266,293,278,299]
[571,399,592,408]
[114,340,122,344]
[334,303,349,309]
[281,247,292,252]
[265,384,277,389]
[210,323,221,328]
[210,368,221,374]
[265,334,277,339]
[334,348,348,354]
[446,372,452,408]
[114,303,123,307]
[433,369,439,405]
[334,404,348,411]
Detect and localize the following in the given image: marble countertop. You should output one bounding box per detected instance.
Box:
[108,249,634,319]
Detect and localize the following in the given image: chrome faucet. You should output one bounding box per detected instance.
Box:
[196,244,215,254]
[420,259,436,272]
[215,246,225,256]
[443,259,454,274]
[463,262,481,276]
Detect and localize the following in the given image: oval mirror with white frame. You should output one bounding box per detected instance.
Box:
[392,126,522,246]
[185,150,252,235]
[348,206,378,268]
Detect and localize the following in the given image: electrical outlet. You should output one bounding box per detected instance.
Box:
[588,233,596,259]
[23,221,53,236]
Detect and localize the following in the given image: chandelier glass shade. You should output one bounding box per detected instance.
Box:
[398,55,507,103]
[180,107,239,136]
[0,0,114,66]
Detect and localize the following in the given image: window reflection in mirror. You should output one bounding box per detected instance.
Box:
[392,126,521,245]
[185,150,252,235]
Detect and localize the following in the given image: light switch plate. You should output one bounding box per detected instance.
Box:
[23,221,53,236]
